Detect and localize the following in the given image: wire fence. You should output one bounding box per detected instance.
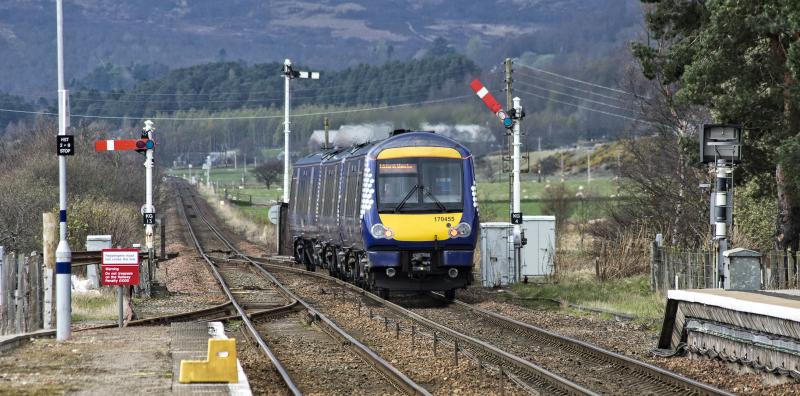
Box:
[651,245,796,292]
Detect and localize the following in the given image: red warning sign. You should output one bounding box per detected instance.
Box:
[101,248,140,286]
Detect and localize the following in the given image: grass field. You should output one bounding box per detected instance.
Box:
[510,273,665,322]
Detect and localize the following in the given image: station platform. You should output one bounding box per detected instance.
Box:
[659,288,800,379]
[171,321,252,395]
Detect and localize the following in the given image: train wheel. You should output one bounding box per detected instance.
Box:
[444,289,456,301]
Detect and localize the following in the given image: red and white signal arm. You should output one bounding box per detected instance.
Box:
[101,248,140,286]
[470,79,514,128]
[95,139,155,152]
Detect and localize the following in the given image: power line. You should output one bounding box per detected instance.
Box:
[515,88,655,125]
[0,95,471,121]
[514,61,634,96]
[515,70,629,103]
[514,79,639,113]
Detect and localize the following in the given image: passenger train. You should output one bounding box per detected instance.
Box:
[289,129,479,299]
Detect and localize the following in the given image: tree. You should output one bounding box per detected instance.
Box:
[632,2,800,253]
[253,161,282,189]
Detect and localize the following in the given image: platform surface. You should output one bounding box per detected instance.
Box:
[668,289,800,322]
[171,321,251,396]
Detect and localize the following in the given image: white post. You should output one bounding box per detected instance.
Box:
[206,156,211,188]
[143,120,156,253]
[283,59,292,203]
[55,0,72,341]
[587,150,591,184]
[512,97,523,282]
[233,151,237,170]
[715,159,729,288]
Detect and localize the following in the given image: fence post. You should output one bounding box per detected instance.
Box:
[7,252,17,334]
[650,241,658,291]
[42,212,57,329]
[160,218,166,260]
[30,253,42,331]
[0,248,5,334]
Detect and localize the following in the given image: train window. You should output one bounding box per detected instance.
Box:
[421,159,463,205]
[376,157,463,213]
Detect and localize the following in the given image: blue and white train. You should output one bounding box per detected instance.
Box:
[289,130,479,299]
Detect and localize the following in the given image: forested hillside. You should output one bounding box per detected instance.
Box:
[67,53,479,118]
[0,0,642,97]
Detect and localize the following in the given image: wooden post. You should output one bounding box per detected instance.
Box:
[30,253,42,331]
[16,255,29,333]
[0,247,5,334]
[650,241,658,291]
[42,212,57,329]
[160,218,166,260]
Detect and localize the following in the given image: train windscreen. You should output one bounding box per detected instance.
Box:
[377,158,463,213]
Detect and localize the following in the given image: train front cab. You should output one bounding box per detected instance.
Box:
[362,142,478,298]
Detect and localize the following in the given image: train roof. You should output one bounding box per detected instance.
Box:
[293,130,470,166]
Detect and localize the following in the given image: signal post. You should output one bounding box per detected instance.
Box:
[470,77,527,281]
[95,120,158,297]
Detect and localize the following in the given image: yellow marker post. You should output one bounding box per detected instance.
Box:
[179,338,238,383]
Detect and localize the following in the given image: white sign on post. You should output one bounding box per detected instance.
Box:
[268,205,281,225]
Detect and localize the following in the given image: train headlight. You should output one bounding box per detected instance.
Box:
[371,223,394,239]
[449,222,472,238]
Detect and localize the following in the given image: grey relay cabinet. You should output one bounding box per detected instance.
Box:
[723,248,762,290]
[520,215,556,278]
[480,222,514,288]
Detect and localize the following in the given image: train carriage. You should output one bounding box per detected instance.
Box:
[289,130,479,299]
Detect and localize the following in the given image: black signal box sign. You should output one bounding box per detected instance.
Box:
[143,213,156,225]
[511,212,523,224]
[57,135,75,156]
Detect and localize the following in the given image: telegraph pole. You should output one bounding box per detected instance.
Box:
[55,0,72,341]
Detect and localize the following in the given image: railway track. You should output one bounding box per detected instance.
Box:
[177,178,729,395]
[176,183,429,395]
[244,255,731,396]
[422,295,733,396]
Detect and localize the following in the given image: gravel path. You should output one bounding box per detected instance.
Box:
[0,327,171,395]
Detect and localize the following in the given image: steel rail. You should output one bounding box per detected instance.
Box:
[439,296,733,396]
[246,257,596,396]
[181,185,431,396]
[250,258,730,395]
[177,189,303,396]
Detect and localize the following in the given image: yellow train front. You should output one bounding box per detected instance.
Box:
[289,130,479,299]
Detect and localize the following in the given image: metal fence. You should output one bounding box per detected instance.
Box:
[651,244,797,292]
[0,248,47,335]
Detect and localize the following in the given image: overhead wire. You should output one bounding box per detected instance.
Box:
[514,61,634,96]
[514,88,656,125]
[514,69,629,103]
[513,79,639,113]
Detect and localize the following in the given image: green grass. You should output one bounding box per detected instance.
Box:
[510,274,666,321]
[237,205,272,225]
[72,292,118,322]
[476,176,618,201]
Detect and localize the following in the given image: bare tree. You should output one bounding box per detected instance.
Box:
[253,161,282,189]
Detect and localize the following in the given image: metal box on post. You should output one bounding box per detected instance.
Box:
[86,235,112,288]
[723,248,761,290]
[521,216,556,277]
[480,222,513,288]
